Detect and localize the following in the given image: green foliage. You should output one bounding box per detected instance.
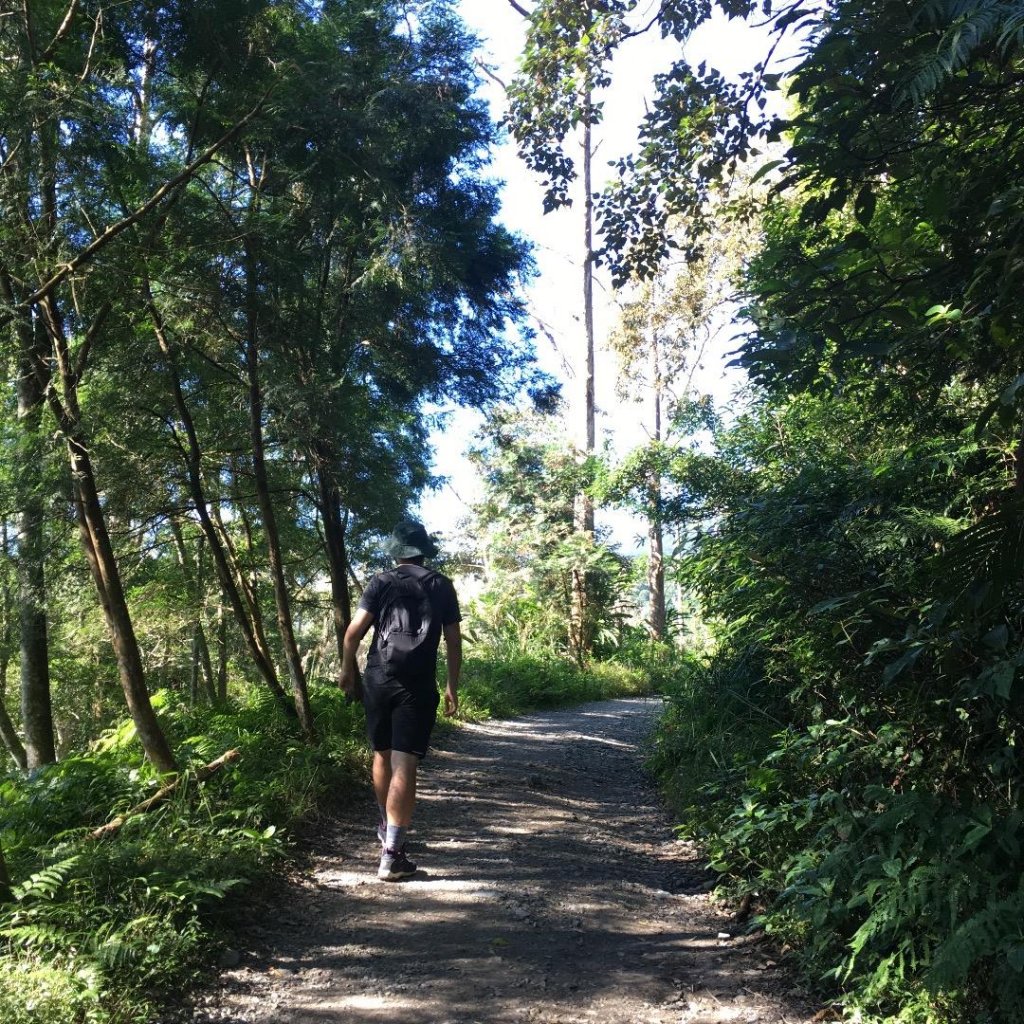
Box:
[464,406,635,662]
[454,653,652,721]
[648,646,783,824]
[644,368,1024,1018]
[0,656,650,1023]
[0,687,364,1023]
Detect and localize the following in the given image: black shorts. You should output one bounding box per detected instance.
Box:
[363,676,439,759]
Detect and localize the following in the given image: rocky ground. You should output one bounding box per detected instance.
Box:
[177,698,817,1024]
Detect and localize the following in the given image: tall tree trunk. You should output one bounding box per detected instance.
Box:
[580,92,597,512]
[212,493,279,678]
[216,599,228,702]
[16,417,55,769]
[41,295,176,774]
[244,242,316,740]
[144,284,292,711]
[648,517,666,639]
[67,435,177,773]
[570,90,597,663]
[168,518,217,704]
[648,326,666,640]
[0,275,56,771]
[193,535,216,702]
[196,628,216,703]
[313,449,352,667]
[16,112,62,770]
[3,17,57,771]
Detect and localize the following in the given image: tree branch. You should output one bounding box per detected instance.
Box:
[87,749,241,840]
[73,300,112,381]
[37,0,78,64]
[475,57,509,93]
[507,0,531,16]
[17,87,273,316]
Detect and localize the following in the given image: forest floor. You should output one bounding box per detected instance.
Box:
[177,698,817,1024]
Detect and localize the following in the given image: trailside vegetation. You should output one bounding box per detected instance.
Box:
[0,655,650,1024]
[611,1,1024,1021]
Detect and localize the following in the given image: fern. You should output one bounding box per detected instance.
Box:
[898,1,1024,105]
[6,857,79,905]
[929,891,1024,1017]
[931,497,1024,605]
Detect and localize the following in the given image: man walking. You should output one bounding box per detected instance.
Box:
[339,521,462,881]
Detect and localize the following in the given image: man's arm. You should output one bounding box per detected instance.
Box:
[340,608,374,696]
[442,621,462,716]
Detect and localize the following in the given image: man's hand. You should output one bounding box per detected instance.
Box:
[339,666,361,700]
[444,683,459,717]
[340,609,373,703]
[442,621,462,718]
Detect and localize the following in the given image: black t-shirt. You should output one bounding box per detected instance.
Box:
[358,564,461,687]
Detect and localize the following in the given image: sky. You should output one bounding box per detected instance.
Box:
[417,2,780,553]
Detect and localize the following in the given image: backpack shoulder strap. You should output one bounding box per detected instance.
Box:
[393,565,440,587]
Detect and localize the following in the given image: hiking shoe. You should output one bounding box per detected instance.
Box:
[378,847,417,881]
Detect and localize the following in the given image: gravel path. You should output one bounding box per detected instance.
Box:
[184,698,815,1024]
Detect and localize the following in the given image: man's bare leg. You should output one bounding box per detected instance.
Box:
[386,751,419,828]
[372,751,392,841]
[372,750,392,809]
[378,751,419,879]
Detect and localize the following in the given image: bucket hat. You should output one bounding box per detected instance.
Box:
[385,520,439,560]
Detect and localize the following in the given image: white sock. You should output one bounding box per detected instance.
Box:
[385,824,406,854]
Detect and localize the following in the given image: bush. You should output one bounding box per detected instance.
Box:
[454,653,653,721]
[0,686,366,1024]
[647,646,783,834]
[651,642,1024,1023]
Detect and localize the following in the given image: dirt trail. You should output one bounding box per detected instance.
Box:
[185,699,815,1024]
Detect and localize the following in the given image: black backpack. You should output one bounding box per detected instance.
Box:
[376,566,442,675]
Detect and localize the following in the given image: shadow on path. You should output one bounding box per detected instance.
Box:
[184,699,814,1024]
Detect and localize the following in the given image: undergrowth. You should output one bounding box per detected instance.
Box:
[454,653,653,721]
[0,654,650,1023]
[651,645,1024,1024]
[0,686,365,1024]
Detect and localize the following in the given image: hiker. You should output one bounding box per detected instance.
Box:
[339,520,462,881]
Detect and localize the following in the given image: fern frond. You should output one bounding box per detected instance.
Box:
[898,1,1024,105]
[9,856,80,903]
[929,891,1024,991]
[930,497,1024,605]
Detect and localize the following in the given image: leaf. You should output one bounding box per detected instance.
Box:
[981,624,1008,651]
[961,823,992,852]
[882,646,923,684]
[750,158,786,184]
[882,858,902,878]
[991,662,1015,699]
[808,592,861,615]
[854,184,877,226]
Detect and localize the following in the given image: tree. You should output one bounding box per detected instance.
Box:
[0,0,537,771]
[0,522,28,770]
[468,404,631,663]
[607,215,745,638]
[506,0,634,656]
